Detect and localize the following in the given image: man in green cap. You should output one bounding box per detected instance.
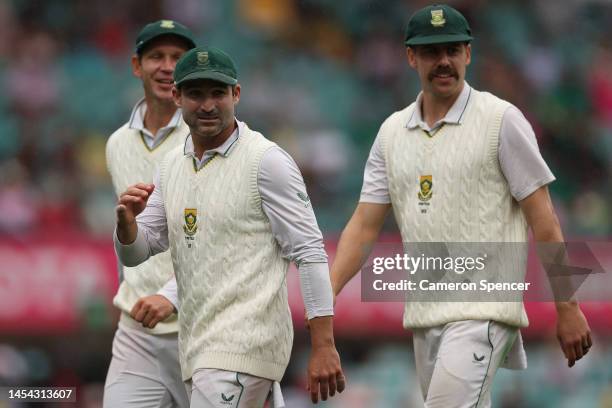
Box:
[103,19,196,408]
[113,46,346,407]
[330,3,592,407]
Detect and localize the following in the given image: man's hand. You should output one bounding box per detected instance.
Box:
[130,294,176,329]
[306,317,345,404]
[556,302,592,367]
[116,183,154,244]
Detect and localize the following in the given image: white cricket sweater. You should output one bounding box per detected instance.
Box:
[159,124,293,382]
[382,89,530,328]
[106,116,189,334]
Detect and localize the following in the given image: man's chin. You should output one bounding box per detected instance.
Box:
[195,126,221,138]
[430,80,461,97]
[152,87,174,102]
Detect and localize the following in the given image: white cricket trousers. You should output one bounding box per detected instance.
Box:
[186,368,285,407]
[103,320,189,408]
[413,320,523,408]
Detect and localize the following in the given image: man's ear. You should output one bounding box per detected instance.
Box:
[406,47,417,69]
[172,86,181,108]
[131,54,142,78]
[232,84,241,104]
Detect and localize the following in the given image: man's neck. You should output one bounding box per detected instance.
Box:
[143,98,177,136]
[192,121,237,160]
[421,82,464,128]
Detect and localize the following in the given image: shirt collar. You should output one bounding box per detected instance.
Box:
[183,119,243,159]
[407,82,472,131]
[128,98,183,133]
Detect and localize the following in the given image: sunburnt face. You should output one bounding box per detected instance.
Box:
[174,79,240,141]
[132,36,191,102]
[407,42,471,99]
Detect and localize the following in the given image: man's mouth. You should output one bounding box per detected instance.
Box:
[430,71,457,80]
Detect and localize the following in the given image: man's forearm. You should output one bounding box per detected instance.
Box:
[117,219,138,245]
[113,226,151,267]
[308,316,335,348]
[331,218,378,296]
[531,217,578,307]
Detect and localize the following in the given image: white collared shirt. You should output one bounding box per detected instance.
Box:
[406,82,473,134]
[360,83,555,204]
[128,98,184,150]
[117,120,333,319]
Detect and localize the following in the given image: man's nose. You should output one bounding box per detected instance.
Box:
[200,97,215,112]
[437,51,451,66]
[160,57,175,72]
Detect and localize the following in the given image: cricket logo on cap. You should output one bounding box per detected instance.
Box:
[430,9,446,27]
[197,51,209,66]
[418,175,433,202]
[160,20,175,29]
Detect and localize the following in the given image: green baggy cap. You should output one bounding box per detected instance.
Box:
[174,46,238,87]
[405,4,473,46]
[135,20,196,54]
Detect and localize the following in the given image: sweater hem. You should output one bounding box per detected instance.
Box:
[183,351,288,382]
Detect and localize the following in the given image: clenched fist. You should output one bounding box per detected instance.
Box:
[130,294,176,329]
[116,183,155,244]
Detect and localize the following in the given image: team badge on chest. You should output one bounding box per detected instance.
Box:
[418,175,433,201]
[183,208,198,247]
[418,175,433,214]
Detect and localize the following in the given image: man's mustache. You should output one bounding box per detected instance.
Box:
[428,67,458,80]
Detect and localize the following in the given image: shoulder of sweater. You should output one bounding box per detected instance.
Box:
[380,103,416,131]
[106,122,136,152]
[240,122,278,151]
[472,89,514,111]
[162,143,186,163]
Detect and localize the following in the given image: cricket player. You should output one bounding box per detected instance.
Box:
[103,20,196,408]
[114,46,345,407]
[330,4,592,407]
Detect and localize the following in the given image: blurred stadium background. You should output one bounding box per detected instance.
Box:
[0,0,611,406]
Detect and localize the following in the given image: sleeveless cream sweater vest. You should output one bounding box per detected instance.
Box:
[382,89,529,328]
[160,124,292,381]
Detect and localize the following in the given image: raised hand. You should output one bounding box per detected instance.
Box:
[116,183,155,244]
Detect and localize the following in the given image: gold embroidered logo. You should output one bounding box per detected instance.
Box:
[418,175,433,202]
[197,51,209,66]
[183,208,198,236]
[160,20,175,29]
[430,10,446,27]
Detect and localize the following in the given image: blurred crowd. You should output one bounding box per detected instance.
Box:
[0,0,610,237]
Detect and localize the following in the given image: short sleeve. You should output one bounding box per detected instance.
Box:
[359,132,391,204]
[499,106,556,201]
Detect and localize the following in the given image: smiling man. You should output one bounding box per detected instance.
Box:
[104,20,195,408]
[330,4,592,408]
[113,46,345,407]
